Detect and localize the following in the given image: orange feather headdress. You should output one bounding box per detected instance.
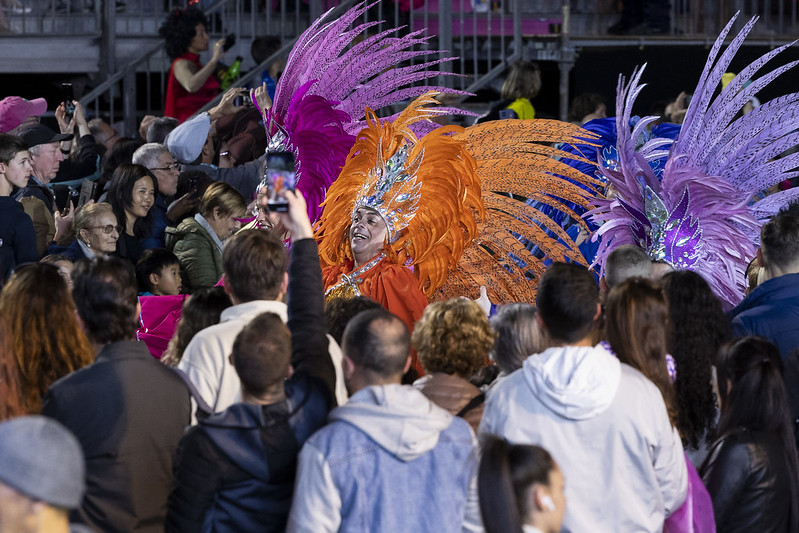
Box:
[316,93,482,297]
[316,92,600,303]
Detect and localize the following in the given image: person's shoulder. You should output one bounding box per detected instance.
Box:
[486,366,526,401]
[174,217,204,234]
[707,430,755,470]
[47,360,97,391]
[618,363,661,390]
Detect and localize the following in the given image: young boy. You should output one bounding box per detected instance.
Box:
[135,248,183,296]
[0,133,37,283]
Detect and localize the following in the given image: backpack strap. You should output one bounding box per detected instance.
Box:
[456,393,485,418]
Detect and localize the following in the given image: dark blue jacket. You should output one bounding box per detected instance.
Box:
[142,194,170,250]
[730,273,799,358]
[46,239,89,263]
[0,196,38,282]
[167,376,330,533]
[165,238,335,532]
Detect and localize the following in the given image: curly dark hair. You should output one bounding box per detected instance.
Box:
[411,298,495,379]
[159,6,209,60]
[661,270,732,450]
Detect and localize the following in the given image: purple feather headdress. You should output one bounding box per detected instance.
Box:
[589,13,799,310]
[257,0,470,222]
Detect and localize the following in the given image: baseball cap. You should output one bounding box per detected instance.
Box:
[0,416,86,509]
[20,124,74,147]
[0,96,48,133]
[165,112,211,164]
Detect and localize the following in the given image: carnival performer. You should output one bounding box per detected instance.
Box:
[249,0,467,224]
[588,13,799,310]
[316,94,599,376]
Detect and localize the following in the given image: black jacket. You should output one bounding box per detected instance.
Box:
[42,340,192,533]
[0,196,37,282]
[14,176,56,213]
[52,133,102,183]
[165,237,336,532]
[701,429,795,533]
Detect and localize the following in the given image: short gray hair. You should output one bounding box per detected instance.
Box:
[490,303,546,374]
[27,143,42,157]
[605,244,653,288]
[132,142,169,170]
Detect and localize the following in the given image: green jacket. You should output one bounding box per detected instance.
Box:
[166,217,223,292]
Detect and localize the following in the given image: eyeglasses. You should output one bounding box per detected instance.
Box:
[88,224,122,234]
[151,162,180,172]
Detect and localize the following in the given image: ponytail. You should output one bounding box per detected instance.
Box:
[478,436,556,533]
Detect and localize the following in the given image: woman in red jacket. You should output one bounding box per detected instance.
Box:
[159,6,225,123]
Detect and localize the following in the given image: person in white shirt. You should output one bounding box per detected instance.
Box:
[479,262,686,533]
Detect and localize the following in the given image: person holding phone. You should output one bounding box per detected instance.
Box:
[160,6,225,124]
[53,97,102,184]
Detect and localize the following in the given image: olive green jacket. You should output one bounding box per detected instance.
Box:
[166,217,222,292]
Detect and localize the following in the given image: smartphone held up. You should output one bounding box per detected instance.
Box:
[265,151,296,212]
[60,83,75,123]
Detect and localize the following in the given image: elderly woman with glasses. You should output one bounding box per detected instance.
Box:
[47,202,120,261]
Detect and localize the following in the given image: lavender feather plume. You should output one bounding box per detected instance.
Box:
[589,14,799,309]
[263,0,472,222]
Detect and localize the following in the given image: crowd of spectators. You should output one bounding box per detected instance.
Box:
[1,29,799,533]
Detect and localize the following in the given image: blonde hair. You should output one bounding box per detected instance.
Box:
[199,181,247,219]
[501,61,542,101]
[75,202,115,243]
[411,298,495,378]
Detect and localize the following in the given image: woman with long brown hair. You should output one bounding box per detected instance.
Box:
[604,277,677,424]
[604,277,715,533]
[0,317,25,421]
[0,263,95,413]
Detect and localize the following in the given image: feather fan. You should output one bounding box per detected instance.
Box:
[588,13,799,309]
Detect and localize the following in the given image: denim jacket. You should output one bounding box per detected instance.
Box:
[287,384,483,532]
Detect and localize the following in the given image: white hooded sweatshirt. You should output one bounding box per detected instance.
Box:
[479,344,687,533]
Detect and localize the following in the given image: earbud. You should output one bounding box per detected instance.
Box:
[541,495,555,511]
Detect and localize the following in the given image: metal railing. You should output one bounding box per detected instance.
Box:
[4,0,797,38]
[9,0,791,128]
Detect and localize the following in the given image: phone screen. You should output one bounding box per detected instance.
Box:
[61,83,75,121]
[77,179,97,208]
[265,151,296,212]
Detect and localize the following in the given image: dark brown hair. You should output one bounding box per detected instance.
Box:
[605,277,677,425]
[222,229,288,302]
[231,312,291,395]
[72,256,139,344]
[479,436,558,533]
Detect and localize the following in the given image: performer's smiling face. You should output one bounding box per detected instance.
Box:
[350,207,388,263]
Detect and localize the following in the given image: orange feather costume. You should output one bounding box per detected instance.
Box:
[316,93,598,374]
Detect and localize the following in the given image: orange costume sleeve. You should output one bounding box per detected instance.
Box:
[323,259,428,376]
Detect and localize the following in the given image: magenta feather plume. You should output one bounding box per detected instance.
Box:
[266,81,354,222]
[263,0,474,222]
